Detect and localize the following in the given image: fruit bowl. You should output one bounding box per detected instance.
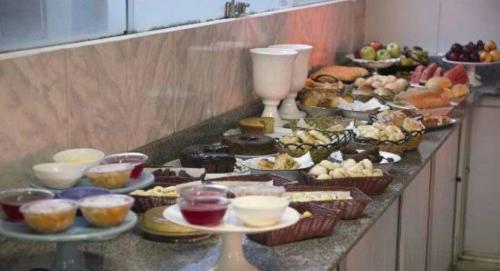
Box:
[346,54,400,71]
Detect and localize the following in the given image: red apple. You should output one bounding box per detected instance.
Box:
[370,41,384,51]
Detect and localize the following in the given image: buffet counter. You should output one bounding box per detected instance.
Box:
[0,90,483,271]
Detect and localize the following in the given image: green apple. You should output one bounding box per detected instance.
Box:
[360,46,376,60]
[376,49,391,60]
[386,42,401,58]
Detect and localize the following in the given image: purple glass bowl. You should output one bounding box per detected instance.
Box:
[58,187,111,201]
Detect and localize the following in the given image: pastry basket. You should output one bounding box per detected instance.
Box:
[276,129,354,163]
[247,202,342,246]
[284,186,371,220]
[298,171,393,196]
[354,135,410,155]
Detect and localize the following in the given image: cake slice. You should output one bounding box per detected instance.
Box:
[238,117,274,135]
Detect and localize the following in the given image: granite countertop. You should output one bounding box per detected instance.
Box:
[0,91,480,271]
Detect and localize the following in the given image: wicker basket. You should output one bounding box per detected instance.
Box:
[247,202,342,246]
[131,176,197,213]
[298,171,393,196]
[277,129,354,163]
[284,186,371,220]
[355,135,409,155]
[405,130,425,151]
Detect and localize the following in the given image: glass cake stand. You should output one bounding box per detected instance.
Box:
[441,57,500,87]
[0,212,137,271]
[164,205,300,271]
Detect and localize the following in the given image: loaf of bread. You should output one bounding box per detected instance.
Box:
[310,65,369,82]
[394,88,451,109]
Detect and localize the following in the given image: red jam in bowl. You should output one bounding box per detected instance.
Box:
[177,185,229,226]
[101,153,148,179]
[178,196,228,226]
[0,189,54,221]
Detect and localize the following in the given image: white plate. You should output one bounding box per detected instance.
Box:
[162,159,250,180]
[386,101,417,110]
[223,127,292,139]
[425,118,458,131]
[240,154,314,181]
[330,150,401,164]
[163,205,299,233]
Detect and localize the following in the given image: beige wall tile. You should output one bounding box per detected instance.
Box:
[212,19,250,115]
[0,50,68,188]
[67,41,129,154]
[128,33,176,149]
[174,25,214,131]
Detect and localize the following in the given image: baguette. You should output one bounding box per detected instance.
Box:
[395,88,451,109]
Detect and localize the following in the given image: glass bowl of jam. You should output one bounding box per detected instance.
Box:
[0,188,55,221]
[177,185,229,226]
[101,152,148,179]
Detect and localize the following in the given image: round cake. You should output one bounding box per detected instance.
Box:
[222,134,277,156]
[180,145,236,173]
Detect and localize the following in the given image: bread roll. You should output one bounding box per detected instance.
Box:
[425,77,453,91]
[395,88,451,109]
[451,84,470,98]
[310,65,369,82]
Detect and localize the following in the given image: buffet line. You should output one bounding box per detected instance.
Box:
[0,39,497,271]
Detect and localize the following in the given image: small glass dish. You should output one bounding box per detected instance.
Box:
[85,163,134,189]
[20,199,78,233]
[0,188,55,221]
[79,194,134,227]
[177,185,230,226]
[101,152,148,179]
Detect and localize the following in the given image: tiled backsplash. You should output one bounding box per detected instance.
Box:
[0,0,365,188]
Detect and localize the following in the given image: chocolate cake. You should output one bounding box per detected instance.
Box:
[222,134,277,156]
[180,145,236,173]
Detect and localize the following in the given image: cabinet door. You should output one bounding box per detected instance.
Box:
[399,162,431,271]
[428,129,459,271]
[464,107,500,257]
[344,199,399,271]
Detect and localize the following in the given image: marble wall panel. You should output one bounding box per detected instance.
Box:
[67,41,129,154]
[0,50,68,188]
[127,33,176,149]
[174,25,214,131]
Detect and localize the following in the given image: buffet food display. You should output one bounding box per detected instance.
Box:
[0,40,477,271]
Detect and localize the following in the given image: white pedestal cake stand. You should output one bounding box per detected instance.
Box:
[0,212,137,271]
[164,205,300,271]
[346,54,400,75]
[441,57,500,87]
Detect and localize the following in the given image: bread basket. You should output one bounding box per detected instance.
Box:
[247,202,342,246]
[284,186,371,220]
[354,135,410,155]
[276,129,354,163]
[298,171,393,196]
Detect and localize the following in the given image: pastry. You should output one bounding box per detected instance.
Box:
[308,159,383,179]
[310,65,369,82]
[300,89,353,108]
[180,145,236,173]
[423,115,451,128]
[425,77,453,91]
[356,123,405,141]
[239,117,274,134]
[222,134,277,155]
[258,153,300,170]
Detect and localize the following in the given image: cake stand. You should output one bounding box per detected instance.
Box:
[30,171,154,194]
[250,48,298,127]
[0,212,137,271]
[441,57,500,87]
[346,54,400,75]
[164,205,300,271]
[269,44,313,120]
